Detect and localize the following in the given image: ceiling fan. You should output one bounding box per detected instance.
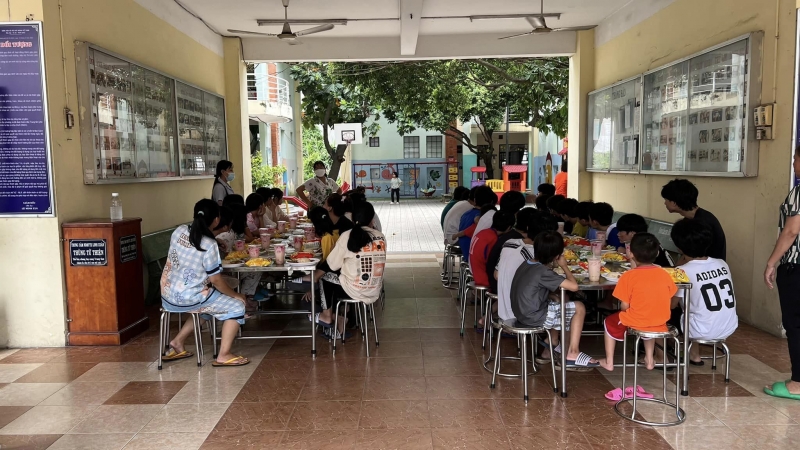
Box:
[499,0,595,40]
[227,0,336,45]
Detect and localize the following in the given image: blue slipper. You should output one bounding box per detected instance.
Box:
[309,313,333,329]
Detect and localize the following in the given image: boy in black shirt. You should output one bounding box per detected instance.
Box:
[615,214,674,267]
[661,179,726,261]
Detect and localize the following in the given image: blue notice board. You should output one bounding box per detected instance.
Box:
[0,22,54,217]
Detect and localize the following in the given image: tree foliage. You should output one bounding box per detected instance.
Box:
[251,152,286,191]
[290,58,568,179]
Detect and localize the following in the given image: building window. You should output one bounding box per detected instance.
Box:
[369,137,380,147]
[426,136,443,158]
[403,136,420,158]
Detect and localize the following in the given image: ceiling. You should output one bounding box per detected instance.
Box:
[180,0,631,38]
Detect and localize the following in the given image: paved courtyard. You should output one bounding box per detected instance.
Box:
[374,199,446,253]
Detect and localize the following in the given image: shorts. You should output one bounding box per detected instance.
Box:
[543,301,577,331]
[162,290,246,325]
[604,312,627,341]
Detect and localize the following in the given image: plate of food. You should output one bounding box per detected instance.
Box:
[245,258,272,267]
[602,272,623,282]
[602,252,627,262]
[663,267,690,283]
[287,257,320,267]
[564,236,591,247]
[222,259,245,268]
[563,249,579,262]
[225,250,249,260]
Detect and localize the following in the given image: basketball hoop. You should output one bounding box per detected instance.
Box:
[329,123,363,146]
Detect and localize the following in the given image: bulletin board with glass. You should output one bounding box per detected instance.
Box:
[641,33,762,177]
[76,42,227,184]
[586,76,641,173]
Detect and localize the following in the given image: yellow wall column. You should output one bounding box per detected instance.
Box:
[223,37,251,196]
[567,30,594,200]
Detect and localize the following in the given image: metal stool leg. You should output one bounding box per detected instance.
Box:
[333,301,342,354]
[191,314,202,367]
[163,311,171,352]
[211,317,218,359]
[459,285,468,337]
[342,303,349,344]
[547,336,557,392]
[371,303,380,346]
[490,324,503,389]
[721,342,731,383]
[521,333,528,402]
[673,336,682,419]
[362,303,370,357]
[157,311,166,370]
[712,343,717,371]
[481,290,489,348]
[632,335,642,418]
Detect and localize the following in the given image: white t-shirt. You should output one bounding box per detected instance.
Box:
[675,258,738,340]
[443,201,473,244]
[344,212,382,232]
[303,177,339,209]
[326,228,387,303]
[495,239,534,321]
[473,210,496,238]
[390,178,402,189]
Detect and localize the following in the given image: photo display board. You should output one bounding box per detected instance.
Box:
[76,43,227,183]
[586,77,641,172]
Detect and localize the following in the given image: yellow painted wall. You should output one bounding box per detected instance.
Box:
[0,0,246,347]
[589,0,796,335]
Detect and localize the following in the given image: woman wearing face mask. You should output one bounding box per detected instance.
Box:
[212,160,235,206]
[296,161,342,209]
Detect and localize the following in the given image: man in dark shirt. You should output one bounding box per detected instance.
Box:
[661,179,726,261]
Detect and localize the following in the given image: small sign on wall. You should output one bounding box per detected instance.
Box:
[69,239,107,266]
[120,235,137,263]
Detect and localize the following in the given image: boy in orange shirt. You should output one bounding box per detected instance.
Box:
[599,233,677,371]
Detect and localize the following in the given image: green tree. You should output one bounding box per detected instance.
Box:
[251,152,287,191]
[302,125,332,181]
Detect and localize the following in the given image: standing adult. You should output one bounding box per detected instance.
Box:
[297,161,342,209]
[390,172,402,205]
[764,148,800,399]
[212,160,235,206]
[661,179,726,261]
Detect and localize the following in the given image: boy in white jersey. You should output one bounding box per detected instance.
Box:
[671,218,738,365]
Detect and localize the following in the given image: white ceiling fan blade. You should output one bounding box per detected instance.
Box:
[550,25,597,32]
[498,31,535,40]
[227,29,277,36]
[526,16,546,29]
[293,23,334,37]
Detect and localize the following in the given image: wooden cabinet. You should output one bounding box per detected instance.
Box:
[62,218,149,345]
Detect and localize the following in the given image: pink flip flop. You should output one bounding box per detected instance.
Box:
[605,388,625,401]
[605,385,654,401]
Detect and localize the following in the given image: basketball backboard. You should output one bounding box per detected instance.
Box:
[329,123,363,145]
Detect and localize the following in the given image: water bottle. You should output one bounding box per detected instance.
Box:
[110,193,123,221]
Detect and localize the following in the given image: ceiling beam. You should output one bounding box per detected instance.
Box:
[399,0,424,56]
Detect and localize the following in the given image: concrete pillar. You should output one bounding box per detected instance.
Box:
[223,37,251,196]
[567,29,595,200]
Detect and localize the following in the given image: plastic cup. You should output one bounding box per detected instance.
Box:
[588,256,602,282]
[591,239,603,257]
[277,221,287,232]
[298,210,305,217]
[234,239,245,251]
[274,244,286,265]
[261,234,272,250]
[625,242,631,259]
[557,222,565,235]
[259,228,269,240]
[289,217,298,229]
[293,235,304,250]
[247,244,260,259]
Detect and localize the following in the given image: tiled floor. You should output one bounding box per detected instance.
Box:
[0,202,798,449]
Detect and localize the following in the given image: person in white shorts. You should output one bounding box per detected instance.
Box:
[670,218,738,365]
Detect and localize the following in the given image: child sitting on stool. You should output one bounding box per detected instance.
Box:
[599,233,677,371]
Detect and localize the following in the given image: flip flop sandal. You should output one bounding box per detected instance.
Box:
[309,312,333,329]
[212,356,250,367]
[625,385,654,399]
[690,360,705,366]
[567,352,600,368]
[162,349,194,361]
[764,381,800,401]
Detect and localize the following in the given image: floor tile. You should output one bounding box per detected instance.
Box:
[732,424,800,449]
[563,397,638,427]
[367,357,425,377]
[368,328,421,342]
[41,382,128,406]
[418,315,465,328]
[279,430,356,449]
[140,403,229,433]
[424,376,495,400]
[0,382,67,406]
[169,378,248,404]
[0,348,64,364]
[377,315,420,328]
[123,432,208,450]
[363,377,428,400]
[0,364,43,383]
[0,406,30,429]
[431,428,509,449]
[762,395,800,421]
[213,402,296,432]
[359,400,430,429]
[506,426,592,450]
[49,347,124,364]
[369,341,424,358]
[200,430,284,449]
[69,404,165,434]
[287,401,361,431]
[252,359,314,379]
[669,373,753,397]
[420,341,474,358]
[234,377,306,402]
[695,397,795,426]
[74,363,152,383]
[0,434,62,449]
[0,405,98,434]
[657,424,750,450]
[634,397,723,427]
[495,398,573,427]
[427,399,502,429]
[48,433,133,450]
[581,426,673,449]
[14,362,99,384]
[423,357,484,377]
[357,429,433,449]
[299,376,365,401]
[308,360,369,378]
[104,381,187,405]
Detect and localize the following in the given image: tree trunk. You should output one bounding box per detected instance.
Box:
[327,144,347,181]
[484,137,495,179]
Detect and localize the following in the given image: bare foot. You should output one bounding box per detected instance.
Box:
[598,359,614,371]
[786,380,800,395]
[644,354,655,370]
[168,340,184,354]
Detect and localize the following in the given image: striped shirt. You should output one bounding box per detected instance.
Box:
[496,239,535,321]
[780,185,800,265]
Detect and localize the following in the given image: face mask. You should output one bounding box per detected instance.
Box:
[227,172,235,182]
[314,169,326,177]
